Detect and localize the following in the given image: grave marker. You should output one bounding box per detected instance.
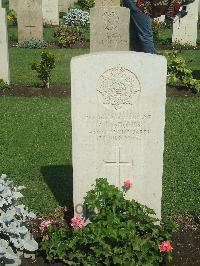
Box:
[71,52,167,219]
[0,5,10,84]
[172,0,199,46]
[17,0,43,42]
[42,0,59,26]
[90,0,129,52]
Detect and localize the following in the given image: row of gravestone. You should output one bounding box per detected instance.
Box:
[0,0,199,219]
[9,0,77,42]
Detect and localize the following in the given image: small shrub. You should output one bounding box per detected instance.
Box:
[7,10,17,25]
[0,79,10,94]
[41,178,177,265]
[54,24,82,48]
[0,174,38,266]
[63,8,90,27]
[31,51,55,89]
[18,39,47,49]
[166,51,200,93]
[152,20,167,43]
[77,0,95,10]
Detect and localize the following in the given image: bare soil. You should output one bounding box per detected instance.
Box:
[0,85,199,98]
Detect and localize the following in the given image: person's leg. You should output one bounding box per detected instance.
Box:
[123,0,156,54]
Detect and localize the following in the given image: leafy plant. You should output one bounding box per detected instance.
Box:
[152,20,167,43]
[0,79,10,94]
[63,8,90,27]
[31,51,55,89]
[77,0,95,10]
[18,40,47,49]
[54,24,83,48]
[0,174,38,265]
[165,51,200,93]
[7,10,17,25]
[41,178,177,265]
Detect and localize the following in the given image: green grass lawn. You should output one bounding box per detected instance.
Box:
[9,47,200,87]
[10,48,89,86]
[0,97,199,217]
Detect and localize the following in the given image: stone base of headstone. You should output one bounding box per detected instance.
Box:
[90,6,130,52]
[18,0,43,42]
[172,0,199,46]
[0,7,10,84]
[71,52,167,219]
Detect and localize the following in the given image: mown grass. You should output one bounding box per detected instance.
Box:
[0,97,199,216]
[9,47,200,87]
[9,48,89,86]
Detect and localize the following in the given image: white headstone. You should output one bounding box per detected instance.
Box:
[0,7,10,84]
[58,0,71,13]
[17,0,43,42]
[71,52,167,219]
[172,0,199,46]
[42,0,59,26]
[90,1,130,52]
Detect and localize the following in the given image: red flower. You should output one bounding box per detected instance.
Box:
[123,179,133,189]
[159,241,173,252]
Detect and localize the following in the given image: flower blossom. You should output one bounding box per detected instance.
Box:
[159,240,173,252]
[123,179,133,189]
[71,216,85,229]
[39,219,56,233]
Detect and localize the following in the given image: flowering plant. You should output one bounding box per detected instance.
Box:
[41,178,177,265]
[63,8,90,27]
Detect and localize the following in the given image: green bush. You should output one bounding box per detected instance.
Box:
[77,0,95,10]
[166,51,200,93]
[54,25,83,48]
[152,20,167,43]
[7,9,17,25]
[0,79,10,94]
[31,51,55,89]
[41,178,177,265]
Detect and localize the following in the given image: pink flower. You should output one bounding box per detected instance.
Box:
[71,216,85,229]
[39,219,56,233]
[123,179,133,189]
[159,241,173,253]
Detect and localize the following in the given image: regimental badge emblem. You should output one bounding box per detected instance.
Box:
[97,66,141,111]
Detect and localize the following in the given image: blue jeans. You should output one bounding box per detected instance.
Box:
[123,0,156,54]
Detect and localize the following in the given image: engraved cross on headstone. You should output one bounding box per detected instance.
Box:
[104,147,133,187]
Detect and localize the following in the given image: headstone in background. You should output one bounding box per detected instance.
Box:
[17,0,43,42]
[172,0,199,46]
[155,15,165,23]
[9,0,18,13]
[0,5,10,84]
[71,52,167,219]
[90,1,129,52]
[42,0,59,26]
[58,0,71,13]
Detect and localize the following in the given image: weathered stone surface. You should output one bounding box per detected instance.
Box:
[9,0,18,13]
[71,52,167,219]
[42,0,59,26]
[95,0,120,6]
[17,0,43,42]
[58,0,71,13]
[90,6,129,52]
[0,7,10,84]
[172,0,199,46]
